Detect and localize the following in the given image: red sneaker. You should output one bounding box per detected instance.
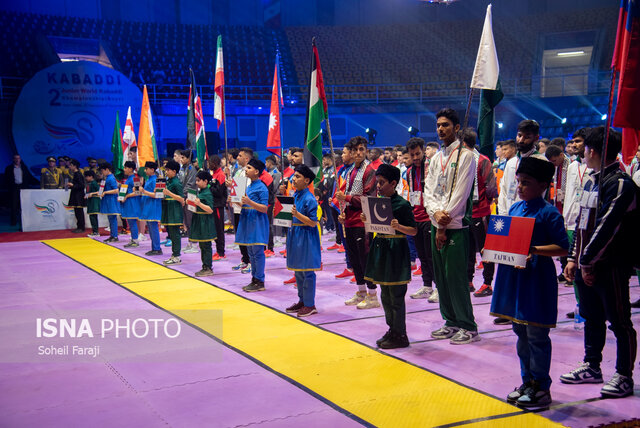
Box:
[350,276,356,283]
[337,245,346,253]
[212,253,227,261]
[335,268,354,279]
[264,249,275,258]
[476,262,484,270]
[474,284,493,297]
[279,249,287,255]
[284,276,296,284]
[327,244,340,251]
[413,266,422,276]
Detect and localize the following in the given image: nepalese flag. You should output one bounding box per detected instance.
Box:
[273,196,294,227]
[187,68,208,170]
[612,0,640,164]
[304,39,328,185]
[482,215,535,267]
[213,35,225,129]
[267,53,284,157]
[122,106,137,167]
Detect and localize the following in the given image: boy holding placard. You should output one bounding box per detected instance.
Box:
[121,161,141,247]
[362,164,417,349]
[161,160,184,265]
[138,161,163,256]
[190,170,216,277]
[284,165,322,317]
[490,156,568,408]
[98,162,121,242]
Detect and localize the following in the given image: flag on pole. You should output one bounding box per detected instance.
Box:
[471,4,504,161]
[122,106,137,167]
[138,85,158,166]
[612,0,640,164]
[213,35,225,129]
[304,39,328,184]
[187,68,208,170]
[111,112,124,178]
[267,53,284,157]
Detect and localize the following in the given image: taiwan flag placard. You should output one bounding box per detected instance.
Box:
[273,196,294,227]
[482,215,535,267]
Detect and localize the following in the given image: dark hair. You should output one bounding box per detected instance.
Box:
[436,108,460,127]
[370,147,382,157]
[196,170,212,182]
[401,148,409,155]
[239,147,254,157]
[69,159,80,168]
[314,188,322,198]
[584,126,622,161]
[208,155,221,169]
[517,120,540,135]
[165,160,181,173]
[228,148,239,158]
[406,137,425,151]
[461,129,477,149]
[322,152,333,159]
[394,144,404,151]
[573,127,590,140]
[98,162,113,171]
[426,141,440,150]
[289,147,303,155]
[124,161,137,169]
[180,149,192,160]
[347,136,368,150]
[544,145,564,159]
[265,155,277,164]
[502,139,516,149]
[83,170,95,178]
[550,137,566,149]
[384,147,393,152]
[174,149,182,154]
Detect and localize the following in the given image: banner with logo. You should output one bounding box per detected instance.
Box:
[20,189,108,232]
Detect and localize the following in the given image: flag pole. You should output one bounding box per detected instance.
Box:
[597,68,618,209]
[448,87,475,201]
[277,52,284,164]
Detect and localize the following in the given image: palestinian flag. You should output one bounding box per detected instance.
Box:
[304,39,328,185]
[111,112,124,178]
[273,196,294,227]
[187,68,208,170]
[471,4,503,162]
[213,35,225,129]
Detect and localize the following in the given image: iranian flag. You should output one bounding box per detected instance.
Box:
[304,39,328,185]
[138,85,158,166]
[122,106,138,167]
[187,68,208,170]
[266,53,284,157]
[110,112,124,178]
[471,4,503,162]
[273,196,294,227]
[213,35,225,129]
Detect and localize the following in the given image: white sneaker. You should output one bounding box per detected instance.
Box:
[163,256,182,265]
[345,291,366,306]
[428,288,439,303]
[183,244,199,254]
[410,286,433,299]
[356,294,381,310]
[138,234,148,241]
[449,329,480,345]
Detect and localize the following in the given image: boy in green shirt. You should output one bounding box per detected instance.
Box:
[190,170,217,277]
[161,160,184,265]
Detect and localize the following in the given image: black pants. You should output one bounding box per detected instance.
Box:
[331,207,343,245]
[200,241,212,269]
[267,204,274,251]
[467,216,495,285]
[73,207,85,231]
[167,225,182,257]
[89,214,99,233]
[10,187,21,225]
[183,205,193,233]
[576,265,636,377]
[233,213,250,264]
[381,284,407,335]
[344,226,375,289]
[213,206,225,256]
[415,221,434,288]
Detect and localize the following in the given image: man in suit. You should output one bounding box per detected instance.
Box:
[4,154,37,225]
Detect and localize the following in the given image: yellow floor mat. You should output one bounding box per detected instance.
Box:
[45,238,561,427]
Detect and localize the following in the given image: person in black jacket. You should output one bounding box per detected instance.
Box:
[4,154,37,226]
[561,127,637,399]
[208,155,228,260]
[66,159,86,232]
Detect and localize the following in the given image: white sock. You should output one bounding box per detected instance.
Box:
[367,289,377,296]
[357,284,366,293]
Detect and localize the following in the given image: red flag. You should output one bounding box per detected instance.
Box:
[267,54,284,157]
[612,0,640,164]
[482,215,535,267]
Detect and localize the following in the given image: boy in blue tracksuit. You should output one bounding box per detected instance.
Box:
[98,162,121,242]
[121,161,141,248]
[236,159,270,292]
[138,161,163,256]
[285,165,322,317]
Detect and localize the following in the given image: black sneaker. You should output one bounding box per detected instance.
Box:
[600,373,634,398]
[145,250,163,256]
[493,317,512,325]
[243,281,265,292]
[560,362,603,384]
[103,237,118,243]
[507,381,531,403]
[566,311,575,319]
[469,282,476,292]
[376,330,392,347]
[631,299,640,309]
[286,301,304,313]
[557,273,567,284]
[516,381,552,408]
[379,333,410,349]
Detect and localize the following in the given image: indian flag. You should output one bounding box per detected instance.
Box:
[304,39,328,185]
[213,35,225,129]
[471,4,504,162]
[138,85,158,166]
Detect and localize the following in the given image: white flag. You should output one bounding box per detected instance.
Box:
[470,4,500,90]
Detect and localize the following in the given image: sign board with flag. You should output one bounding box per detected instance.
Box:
[362,196,394,234]
[186,189,197,213]
[482,215,535,267]
[154,178,166,199]
[229,176,248,203]
[118,184,128,202]
[273,196,294,227]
